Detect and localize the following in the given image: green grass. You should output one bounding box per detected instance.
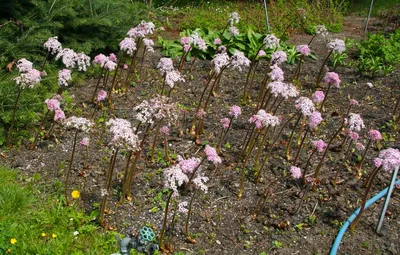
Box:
[0,165,119,255]
[348,0,399,16]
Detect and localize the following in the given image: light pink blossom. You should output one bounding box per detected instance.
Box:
[295,97,315,117]
[323,72,341,88]
[43,36,62,55]
[220,118,230,129]
[348,113,365,132]
[204,145,222,164]
[16,58,33,73]
[308,111,323,130]
[157,58,174,75]
[263,34,280,49]
[108,53,117,62]
[55,48,77,68]
[214,38,222,45]
[312,139,327,152]
[97,90,107,102]
[58,69,72,87]
[375,148,400,172]
[119,37,137,56]
[327,39,346,54]
[356,142,365,151]
[45,98,60,111]
[290,166,302,179]
[80,137,90,147]
[229,26,239,36]
[229,105,241,119]
[296,44,310,56]
[312,91,325,104]
[268,64,284,81]
[271,51,287,65]
[160,126,170,136]
[54,109,65,121]
[14,69,41,89]
[368,129,382,141]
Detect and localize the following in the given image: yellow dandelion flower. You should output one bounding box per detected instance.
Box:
[10,238,17,245]
[7,248,11,253]
[41,232,46,237]
[52,234,57,239]
[71,190,80,199]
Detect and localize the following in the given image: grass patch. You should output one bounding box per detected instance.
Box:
[0,165,119,254]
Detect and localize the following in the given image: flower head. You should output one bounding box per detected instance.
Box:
[323,72,341,88]
[229,12,240,25]
[165,70,185,89]
[157,58,174,75]
[10,238,17,245]
[17,58,33,73]
[80,137,90,147]
[204,145,222,164]
[249,110,280,129]
[106,118,139,151]
[271,51,287,65]
[296,44,311,56]
[290,166,302,179]
[97,90,107,102]
[58,69,72,87]
[143,38,155,53]
[119,37,137,56]
[312,91,325,104]
[263,34,280,49]
[347,113,365,132]
[348,131,359,141]
[64,116,93,132]
[44,36,62,55]
[214,38,222,45]
[308,111,323,130]
[71,190,80,199]
[230,50,250,71]
[315,24,328,37]
[327,39,346,54]
[368,129,382,141]
[56,48,77,68]
[45,98,60,111]
[14,69,41,89]
[374,148,400,172]
[312,139,327,152]
[295,97,315,117]
[54,109,65,121]
[229,26,240,36]
[356,142,365,151]
[220,117,230,129]
[179,157,201,174]
[211,52,230,74]
[94,53,108,67]
[109,53,117,62]
[268,64,284,82]
[75,52,90,72]
[229,105,242,119]
[160,126,170,136]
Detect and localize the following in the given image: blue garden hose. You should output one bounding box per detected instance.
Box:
[330,179,400,255]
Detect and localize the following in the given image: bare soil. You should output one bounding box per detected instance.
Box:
[1,15,399,255]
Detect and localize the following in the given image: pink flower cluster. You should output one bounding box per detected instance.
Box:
[97,90,107,102]
[347,113,365,132]
[315,24,328,36]
[204,145,222,164]
[93,53,117,71]
[312,139,327,152]
[249,110,280,129]
[308,111,323,130]
[45,98,60,111]
[290,166,302,179]
[80,137,90,147]
[327,39,346,54]
[17,58,33,73]
[127,20,155,38]
[312,91,325,104]
[64,116,93,132]
[268,65,284,82]
[157,58,174,75]
[347,131,359,141]
[295,97,315,116]
[43,36,62,55]
[58,69,72,87]
[55,48,77,68]
[263,34,280,49]
[271,51,287,65]
[268,81,298,99]
[229,26,239,36]
[54,109,65,121]
[211,52,230,74]
[230,50,251,71]
[323,72,341,88]
[368,129,382,141]
[160,125,170,136]
[119,37,137,56]
[165,70,185,89]
[14,68,41,89]
[143,38,155,53]
[229,12,240,25]
[229,105,242,119]
[106,118,139,151]
[296,44,311,56]
[374,148,400,172]
[220,118,230,129]
[179,157,201,174]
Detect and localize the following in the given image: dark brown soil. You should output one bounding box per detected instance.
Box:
[1,16,399,255]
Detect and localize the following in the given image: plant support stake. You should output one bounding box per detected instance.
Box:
[364,0,374,34]
[263,0,270,33]
[376,166,399,234]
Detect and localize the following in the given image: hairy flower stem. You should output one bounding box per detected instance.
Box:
[163,134,170,162]
[355,139,372,177]
[235,125,256,170]
[178,47,191,72]
[217,116,234,153]
[150,120,163,162]
[99,148,119,225]
[31,109,50,148]
[41,51,50,72]
[246,61,260,101]
[139,47,147,79]
[293,127,310,166]
[253,127,271,175]
[333,140,353,186]
[293,185,311,215]
[318,83,331,112]
[302,148,317,185]
[280,16,297,38]
[122,151,133,189]
[64,130,79,205]
[297,117,307,146]
[293,55,304,82]
[313,120,345,190]
[159,189,174,250]
[393,95,400,128]
[190,71,216,135]
[121,40,142,93]
[256,113,298,183]
[123,123,151,200]
[350,165,382,230]
[316,49,333,87]
[185,189,198,239]
[239,129,263,199]
[307,33,318,46]
[6,87,23,147]
[285,113,302,160]
[252,181,274,219]
[91,68,105,103]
